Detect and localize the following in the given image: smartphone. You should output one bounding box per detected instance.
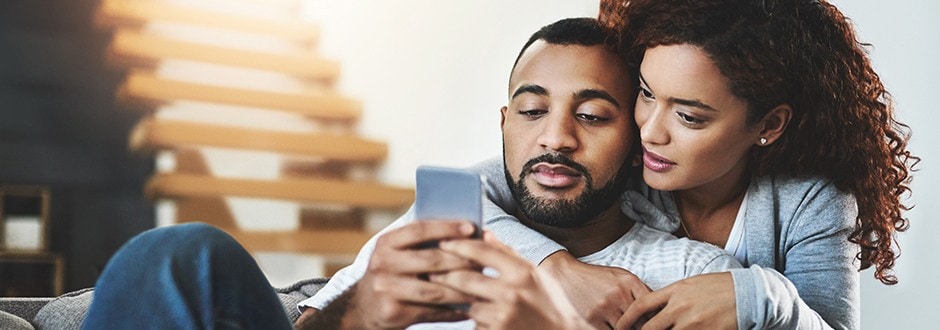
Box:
[414,165,484,243]
[414,165,484,311]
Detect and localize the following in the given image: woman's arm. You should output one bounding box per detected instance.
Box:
[739,179,860,329]
[618,178,859,330]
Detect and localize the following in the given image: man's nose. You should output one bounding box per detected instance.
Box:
[537,112,578,153]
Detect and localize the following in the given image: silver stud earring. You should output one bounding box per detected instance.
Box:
[759,137,768,145]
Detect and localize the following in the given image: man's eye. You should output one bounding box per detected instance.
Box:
[518,109,546,117]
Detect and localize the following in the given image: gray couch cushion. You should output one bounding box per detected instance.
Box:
[0,297,53,322]
[33,288,94,330]
[0,310,35,330]
[30,278,330,329]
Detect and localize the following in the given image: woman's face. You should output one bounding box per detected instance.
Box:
[635,44,761,192]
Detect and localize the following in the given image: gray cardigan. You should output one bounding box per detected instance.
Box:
[477,156,859,330]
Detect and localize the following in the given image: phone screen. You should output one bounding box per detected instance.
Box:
[414,166,484,239]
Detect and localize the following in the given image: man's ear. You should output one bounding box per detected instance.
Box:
[757,104,792,146]
[500,106,508,128]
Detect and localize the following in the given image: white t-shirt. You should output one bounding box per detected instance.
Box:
[723,190,749,264]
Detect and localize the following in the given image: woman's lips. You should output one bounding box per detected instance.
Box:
[643,148,676,173]
[530,163,582,188]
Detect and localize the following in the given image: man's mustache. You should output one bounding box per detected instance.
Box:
[521,153,592,184]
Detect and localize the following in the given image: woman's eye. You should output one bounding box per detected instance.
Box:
[676,112,705,125]
[638,86,655,101]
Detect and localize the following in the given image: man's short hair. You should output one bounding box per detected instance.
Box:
[510,17,624,75]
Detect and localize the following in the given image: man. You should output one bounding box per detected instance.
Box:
[296,17,740,329]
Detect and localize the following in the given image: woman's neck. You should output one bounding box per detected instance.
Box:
[673,160,750,245]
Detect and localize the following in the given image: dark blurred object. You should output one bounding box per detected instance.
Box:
[0,0,154,293]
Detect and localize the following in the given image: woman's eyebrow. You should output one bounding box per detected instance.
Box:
[639,71,717,112]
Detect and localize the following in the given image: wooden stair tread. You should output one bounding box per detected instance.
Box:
[109,29,339,81]
[95,0,319,43]
[147,173,414,209]
[219,227,371,254]
[120,71,361,121]
[131,119,387,162]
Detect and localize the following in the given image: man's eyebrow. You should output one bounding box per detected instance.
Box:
[575,89,621,108]
[511,84,548,99]
[639,71,717,112]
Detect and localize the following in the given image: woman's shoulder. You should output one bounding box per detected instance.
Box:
[748,175,857,232]
[750,175,855,206]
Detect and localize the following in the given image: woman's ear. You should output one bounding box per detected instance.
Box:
[756,104,792,146]
[500,106,508,128]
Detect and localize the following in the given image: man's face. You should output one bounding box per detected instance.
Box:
[501,40,636,228]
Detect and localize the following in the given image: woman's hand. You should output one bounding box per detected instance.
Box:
[616,272,736,330]
[540,251,652,328]
[430,231,594,330]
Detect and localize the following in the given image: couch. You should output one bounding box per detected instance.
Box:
[0,278,329,329]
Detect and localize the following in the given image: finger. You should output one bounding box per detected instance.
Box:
[380,221,476,249]
[374,275,476,305]
[465,300,513,330]
[408,303,470,324]
[630,281,653,301]
[439,238,530,275]
[616,290,669,330]
[370,248,477,274]
[428,269,500,301]
[381,302,469,326]
[634,307,675,330]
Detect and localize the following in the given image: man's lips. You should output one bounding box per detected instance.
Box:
[642,147,676,173]
[529,163,583,188]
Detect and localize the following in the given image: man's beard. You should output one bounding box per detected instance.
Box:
[504,153,630,228]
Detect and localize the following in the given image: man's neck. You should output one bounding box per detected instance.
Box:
[516,205,634,258]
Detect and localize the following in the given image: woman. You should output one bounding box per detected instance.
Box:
[475,0,917,328]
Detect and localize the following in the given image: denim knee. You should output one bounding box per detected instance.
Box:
[128,222,242,261]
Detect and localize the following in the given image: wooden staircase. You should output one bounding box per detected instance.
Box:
[96,0,410,274]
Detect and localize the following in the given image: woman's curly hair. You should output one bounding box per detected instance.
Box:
[600,0,918,284]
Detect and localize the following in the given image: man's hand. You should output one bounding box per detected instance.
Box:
[299,221,480,329]
[430,232,593,330]
[616,272,736,330]
[540,251,652,329]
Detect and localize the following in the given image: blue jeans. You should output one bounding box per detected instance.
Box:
[82,223,291,330]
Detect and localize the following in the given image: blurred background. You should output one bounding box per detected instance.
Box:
[0,0,934,328]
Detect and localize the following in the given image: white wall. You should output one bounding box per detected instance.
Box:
[829,0,940,328]
[302,0,599,186]
[301,0,939,327]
